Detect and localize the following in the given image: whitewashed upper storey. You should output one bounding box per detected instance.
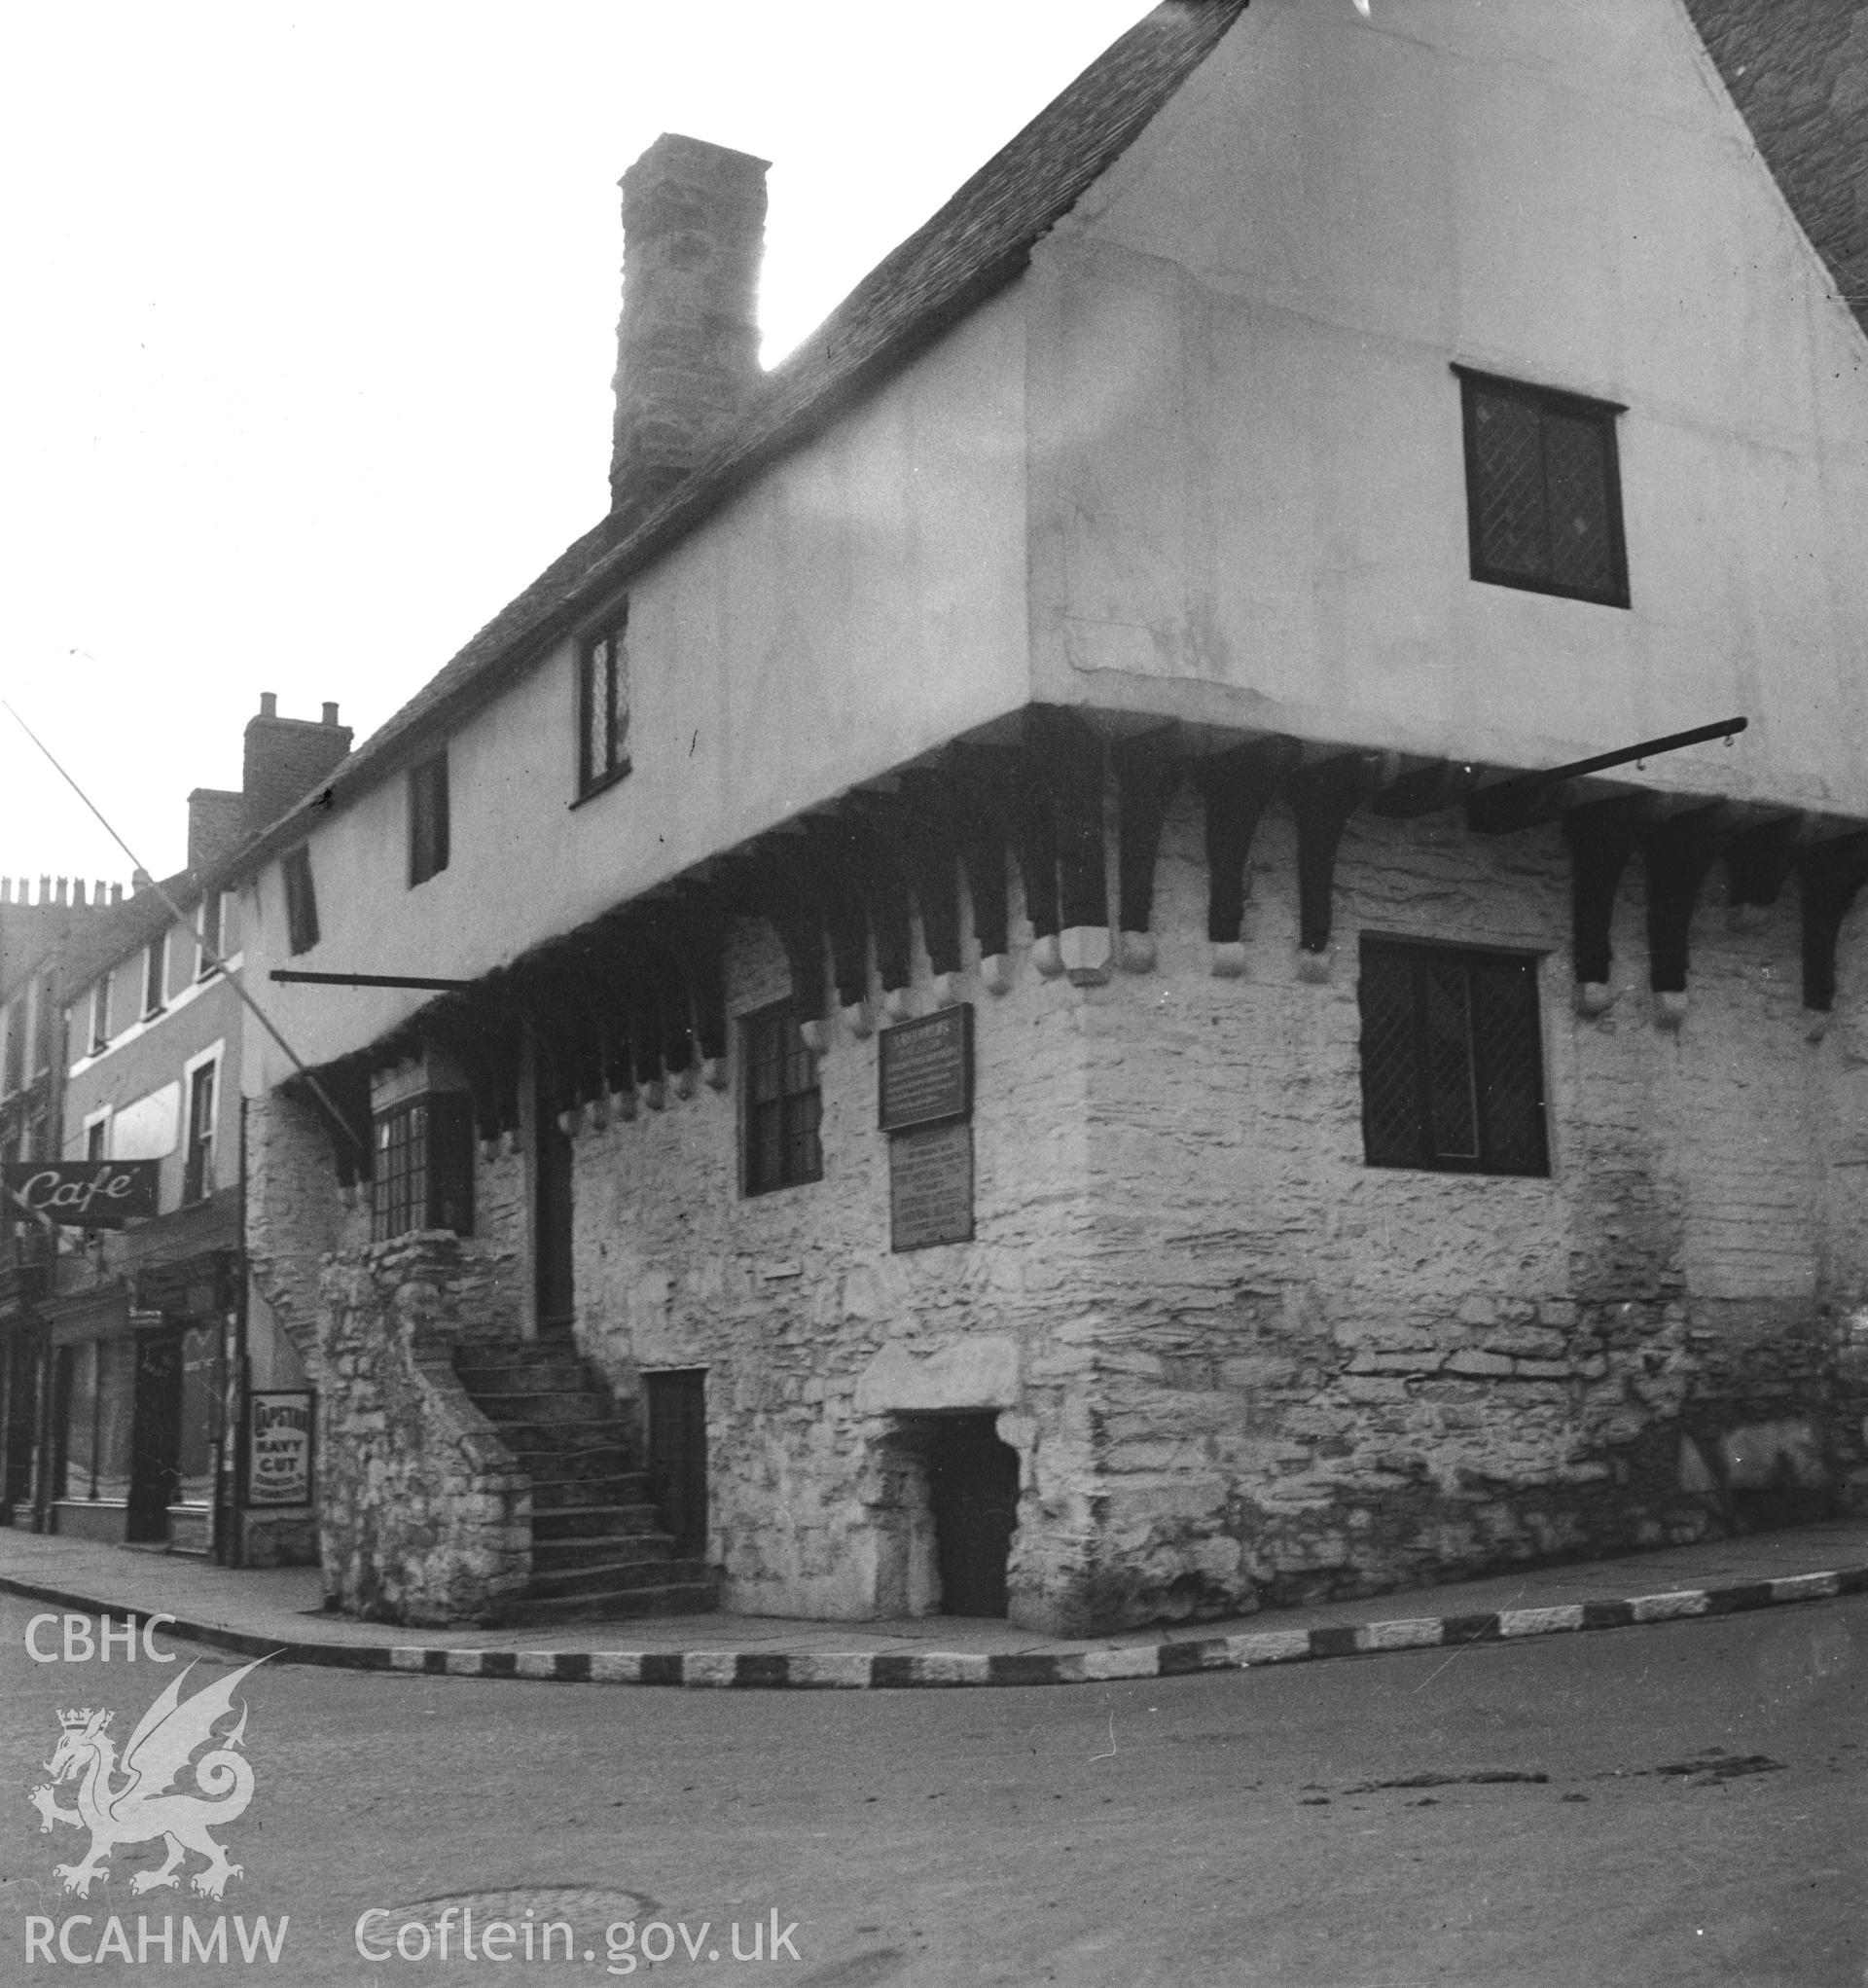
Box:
[1030,0,1867,800]
[240,0,1868,1083]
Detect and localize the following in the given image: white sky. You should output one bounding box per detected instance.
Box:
[0,0,1153,891]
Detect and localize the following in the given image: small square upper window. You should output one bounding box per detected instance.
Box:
[577,605,630,798]
[409,749,449,887]
[1456,367,1628,608]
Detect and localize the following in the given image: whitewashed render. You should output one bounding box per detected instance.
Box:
[234,0,1868,1630]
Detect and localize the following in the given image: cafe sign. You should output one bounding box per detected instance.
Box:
[4,1160,160,1228]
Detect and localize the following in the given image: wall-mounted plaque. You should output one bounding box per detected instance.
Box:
[890,1119,974,1251]
[247,1391,315,1508]
[878,1003,973,1133]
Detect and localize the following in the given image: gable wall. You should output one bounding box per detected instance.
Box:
[1029,0,1868,810]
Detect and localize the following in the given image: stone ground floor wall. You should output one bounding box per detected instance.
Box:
[553,796,1868,1634]
[1062,799,1868,1626]
[312,1234,530,1624]
[241,792,1868,1634]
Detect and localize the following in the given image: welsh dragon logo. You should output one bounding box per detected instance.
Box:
[29,1656,269,1899]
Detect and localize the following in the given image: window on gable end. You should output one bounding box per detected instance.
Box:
[1455,367,1629,608]
[576,603,630,799]
[281,847,320,956]
[409,749,450,887]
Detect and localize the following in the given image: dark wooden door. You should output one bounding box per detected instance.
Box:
[128,1334,184,1542]
[534,1082,575,1337]
[3,1335,39,1511]
[646,1370,707,1558]
[928,1414,1020,1618]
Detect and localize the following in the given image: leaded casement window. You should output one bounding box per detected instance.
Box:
[1456,367,1629,607]
[281,846,319,957]
[1358,938,1550,1177]
[182,1058,217,1205]
[372,1094,475,1241]
[408,748,449,887]
[577,604,630,798]
[741,1001,822,1196]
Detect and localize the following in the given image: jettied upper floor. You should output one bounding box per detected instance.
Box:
[231,0,1868,1110]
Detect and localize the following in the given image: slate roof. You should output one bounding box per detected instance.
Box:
[1685,0,1868,345]
[226,0,1253,874]
[225,0,1868,884]
[59,872,199,995]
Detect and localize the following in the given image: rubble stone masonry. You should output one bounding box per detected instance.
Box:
[313,1234,530,1623]
[250,797,1868,1634]
[560,795,1868,1634]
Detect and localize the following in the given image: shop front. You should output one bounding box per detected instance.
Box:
[40,1253,225,1551]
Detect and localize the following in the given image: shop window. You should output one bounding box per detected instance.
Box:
[1358,938,1549,1176]
[1456,367,1628,607]
[373,1094,475,1241]
[142,934,168,1019]
[409,749,450,887]
[55,1339,136,1503]
[742,1001,822,1196]
[577,604,630,799]
[175,1324,218,1505]
[182,1059,217,1205]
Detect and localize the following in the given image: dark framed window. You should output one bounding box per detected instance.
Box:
[577,605,630,798]
[409,749,450,887]
[1455,367,1628,607]
[742,1002,821,1196]
[88,977,111,1053]
[281,846,319,956]
[182,1059,217,1204]
[372,1094,475,1241]
[142,933,167,1018]
[86,1117,107,1161]
[1358,938,1549,1176]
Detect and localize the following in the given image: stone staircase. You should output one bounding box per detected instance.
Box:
[453,1342,718,1625]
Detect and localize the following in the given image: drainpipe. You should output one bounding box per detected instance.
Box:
[225,1096,251,1567]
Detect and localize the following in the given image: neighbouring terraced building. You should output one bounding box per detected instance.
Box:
[225,0,1868,1632]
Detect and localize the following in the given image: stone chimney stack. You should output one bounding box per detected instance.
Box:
[187,788,247,878]
[241,692,353,835]
[610,134,769,521]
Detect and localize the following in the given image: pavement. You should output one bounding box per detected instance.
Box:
[3,1516,1866,1689]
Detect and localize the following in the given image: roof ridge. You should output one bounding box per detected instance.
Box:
[227,0,1252,873]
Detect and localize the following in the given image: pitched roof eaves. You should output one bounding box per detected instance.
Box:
[226,0,1251,881]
